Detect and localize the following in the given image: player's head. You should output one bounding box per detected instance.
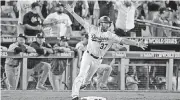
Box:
[56,3,64,14]
[17,34,26,45]
[36,33,45,45]
[31,2,40,14]
[123,0,132,7]
[159,7,171,19]
[82,34,88,44]
[99,16,112,32]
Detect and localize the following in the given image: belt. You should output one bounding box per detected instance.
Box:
[87,50,102,59]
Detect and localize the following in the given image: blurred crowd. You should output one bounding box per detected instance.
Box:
[1,0,180,37]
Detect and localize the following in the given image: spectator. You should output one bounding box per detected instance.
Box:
[50,36,74,90]
[166,1,178,12]
[114,1,143,37]
[23,2,43,36]
[17,0,36,24]
[93,0,100,26]
[131,9,146,37]
[1,6,17,36]
[152,7,172,37]
[98,1,115,24]
[48,1,58,14]
[0,46,8,52]
[76,34,88,68]
[73,1,83,30]
[41,1,48,18]
[1,0,5,6]
[6,0,19,18]
[81,0,89,18]
[28,33,53,90]
[43,3,72,37]
[5,34,36,90]
[98,1,109,18]
[126,67,139,90]
[147,1,162,21]
[172,12,180,37]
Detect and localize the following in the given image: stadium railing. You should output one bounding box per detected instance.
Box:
[1,51,180,90]
[1,51,75,90]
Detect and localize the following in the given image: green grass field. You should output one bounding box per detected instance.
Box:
[1,90,180,100]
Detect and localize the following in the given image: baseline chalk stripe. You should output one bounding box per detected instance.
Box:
[81,96,107,100]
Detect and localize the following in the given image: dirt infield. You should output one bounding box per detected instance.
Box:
[1,90,180,100]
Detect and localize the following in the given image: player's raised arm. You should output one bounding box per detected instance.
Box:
[120,38,148,50]
[65,4,88,30]
[110,33,148,50]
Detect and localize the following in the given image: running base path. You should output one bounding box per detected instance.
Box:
[1,90,180,100]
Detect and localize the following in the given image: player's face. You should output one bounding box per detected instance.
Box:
[37,38,45,45]
[57,6,64,14]
[59,40,66,46]
[100,22,110,32]
[34,6,40,14]
[83,38,88,44]
[124,1,132,7]
[162,11,170,19]
[17,37,25,45]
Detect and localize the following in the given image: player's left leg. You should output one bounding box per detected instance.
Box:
[80,60,102,90]
[72,52,93,99]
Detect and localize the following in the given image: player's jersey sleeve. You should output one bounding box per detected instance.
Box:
[108,31,123,43]
[44,13,55,22]
[83,21,95,34]
[76,42,86,51]
[114,0,122,10]
[8,43,18,52]
[65,14,72,26]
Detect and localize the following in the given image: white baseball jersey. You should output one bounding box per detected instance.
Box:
[84,22,123,58]
[44,12,72,37]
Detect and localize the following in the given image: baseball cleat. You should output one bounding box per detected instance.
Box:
[36,85,48,90]
[97,84,109,90]
[100,86,109,90]
[80,84,90,90]
[72,96,80,100]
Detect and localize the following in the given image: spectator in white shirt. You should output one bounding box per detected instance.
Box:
[43,3,72,38]
[114,1,142,37]
[93,0,100,26]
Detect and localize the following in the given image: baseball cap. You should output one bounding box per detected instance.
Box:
[56,3,64,7]
[99,16,112,23]
[36,33,45,38]
[18,34,27,39]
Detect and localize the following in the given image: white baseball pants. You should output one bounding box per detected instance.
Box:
[72,51,101,98]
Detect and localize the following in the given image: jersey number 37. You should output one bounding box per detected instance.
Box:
[100,43,108,49]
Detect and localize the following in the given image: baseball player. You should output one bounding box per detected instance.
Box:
[76,34,112,90]
[5,34,36,90]
[65,4,148,100]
